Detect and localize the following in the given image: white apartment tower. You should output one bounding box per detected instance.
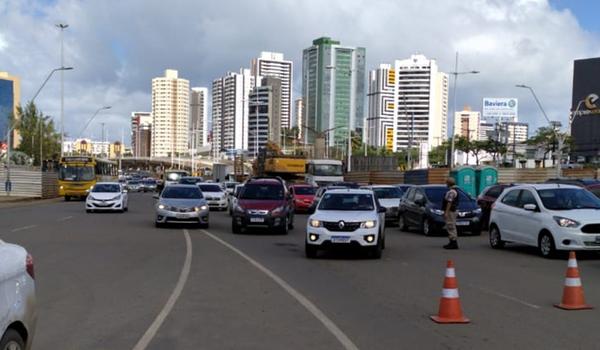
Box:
[367,64,395,150]
[251,52,293,128]
[190,87,209,149]
[211,69,255,157]
[294,98,304,139]
[454,107,481,141]
[151,69,190,158]
[392,55,448,152]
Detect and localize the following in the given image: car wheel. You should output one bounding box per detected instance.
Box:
[370,237,383,259]
[288,215,294,229]
[65,196,71,201]
[305,242,318,259]
[86,209,91,213]
[232,221,242,234]
[398,214,408,231]
[539,232,557,259]
[489,225,505,249]
[0,329,25,350]
[279,217,289,235]
[199,222,209,229]
[422,219,433,236]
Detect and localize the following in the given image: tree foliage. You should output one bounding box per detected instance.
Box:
[14,101,61,166]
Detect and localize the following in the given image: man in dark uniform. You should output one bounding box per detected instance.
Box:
[443,177,459,250]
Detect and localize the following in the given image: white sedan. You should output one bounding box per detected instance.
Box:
[0,240,36,349]
[86,182,128,213]
[489,184,600,258]
[198,183,229,211]
[305,189,387,259]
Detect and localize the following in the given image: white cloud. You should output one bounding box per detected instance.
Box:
[0,0,599,144]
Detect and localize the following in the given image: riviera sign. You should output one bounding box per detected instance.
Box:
[482,97,518,120]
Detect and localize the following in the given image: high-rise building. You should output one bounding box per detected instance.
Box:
[251,52,293,129]
[479,122,495,141]
[302,37,366,146]
[294,98,304,139]
[0,72,21,149]
[211,69,255,158]
[453,106,481,141]
[502,121,529,144]
[151,69,190,158]
[248,77,282,157]
[367,64,395,150]
[190,87,209,149]
[392,54,448,152]
[131,112,152,157]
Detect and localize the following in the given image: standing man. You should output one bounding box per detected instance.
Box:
[443,177,459,250]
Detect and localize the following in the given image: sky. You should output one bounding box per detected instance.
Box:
[1,0,600,146]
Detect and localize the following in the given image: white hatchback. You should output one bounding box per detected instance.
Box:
[198,183,228,211]
[86,182,128,213]
[0,240,36,349]
[305,189,387,259]
[489,184,600,258]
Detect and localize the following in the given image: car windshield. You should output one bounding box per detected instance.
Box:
[318,193,374,211]
[92,184,120,193]
[128,181,140,185]
[180,178,201,185]
[373,187,403,198]
[240,184,284,200]
[166,172,187,181]
[199,184,223,192]
[313,164,343,176]
[59,166,95,181]
[161,187,202,199]
[424,187,474,209]
[294,187,316,195]
[537,188,600,210]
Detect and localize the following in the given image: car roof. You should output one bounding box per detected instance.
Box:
[197,182,222,186]
[367,185,396,188]
[165,184,200,189]
[509,183,582,191]
[325,188,373,195]
[291,183,314,187]
[95,182,120,185]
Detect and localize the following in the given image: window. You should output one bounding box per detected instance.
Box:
[501,190,520,207]
[486,186,503,199]
[518,190,537,208]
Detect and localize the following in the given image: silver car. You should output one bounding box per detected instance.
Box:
[154,185,209,228]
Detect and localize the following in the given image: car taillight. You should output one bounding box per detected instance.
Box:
[26,254,34,279]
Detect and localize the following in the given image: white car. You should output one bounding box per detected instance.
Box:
[305,189,387,259]
[198,183,228,210]
[86,182,128,213]
[0,240,36,349]
[361,185,403,225]
[489,184,600,258]
[228,184,244,216]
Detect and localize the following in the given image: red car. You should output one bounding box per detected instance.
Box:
[289,184,317,213]
[477,184,516,229]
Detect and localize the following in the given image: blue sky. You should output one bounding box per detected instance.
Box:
[550,0,600,32]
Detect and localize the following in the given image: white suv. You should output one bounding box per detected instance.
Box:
[305,189,387,259]
[489,184,600,258]
[0,240,36,349]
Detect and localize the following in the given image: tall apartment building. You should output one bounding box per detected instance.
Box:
[190,87,209,149]
[248,77,282,157]
[151,69,190,158]
[0,72,21,149]
[294,98,304,139]
[302,37,366,146]
[453,107,481,141]
[211,69,255,157]
[392,54,448,152]
[131,112,152,157]
[367,64,395,149]
[479,122,495,141]
[251,52,293,128]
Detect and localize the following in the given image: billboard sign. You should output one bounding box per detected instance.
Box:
[571,57,600,159]
[482,98,518,120]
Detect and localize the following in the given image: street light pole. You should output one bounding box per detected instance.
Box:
[57,23,69,157]
[77,106,112,139]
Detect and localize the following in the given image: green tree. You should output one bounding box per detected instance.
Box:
[14,101,61,166]
[429,141,450,167]
[527,126,569,168]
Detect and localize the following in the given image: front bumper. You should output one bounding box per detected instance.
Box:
[429,213,482,232]
[233,212,287,228]
[206,198,228,209]
[306,226,380,247]
[553,229,600,251]
[294,200,314,212]
[86,199,123,210]
[156,208,209,224]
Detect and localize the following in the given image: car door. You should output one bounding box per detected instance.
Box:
[412,189,428,224]
[494,189,522,242]
[513,189,542,245]
[402,188,418,225]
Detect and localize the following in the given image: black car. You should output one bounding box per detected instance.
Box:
[398,185,482,236]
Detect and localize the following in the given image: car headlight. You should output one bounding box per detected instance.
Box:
[60,185,64,190]
[88,196,97,201]
[309,219,322,228]
[158,204,165,209]
[111,195,122,201]
[200,205,208,211]
[271,206,285,215]
[361,220,376,229]
[473,208,482,214]
[553,216,580,228]
[430,208,445,216]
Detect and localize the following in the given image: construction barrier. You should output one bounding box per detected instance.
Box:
[0,167,59,198]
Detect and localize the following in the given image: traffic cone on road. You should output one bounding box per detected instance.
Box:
[430,260,470,324]
[555,251,593,310]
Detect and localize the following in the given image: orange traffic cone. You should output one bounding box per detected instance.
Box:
[555,251,593,310]
[430,260,470,324]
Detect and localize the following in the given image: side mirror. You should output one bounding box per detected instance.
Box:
[415,197,426,206]
[153,194,159,200]
[523,204,538,211]
[378,206,387,213]
[123,189,128,193]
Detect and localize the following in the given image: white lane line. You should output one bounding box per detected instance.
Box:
[469,284,541,309]
[57,216,73,222]
[201,229,360,350]
[10,225,37,232]
[132,229,192,350]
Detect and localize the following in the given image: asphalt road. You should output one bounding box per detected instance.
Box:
[2,192,600,349]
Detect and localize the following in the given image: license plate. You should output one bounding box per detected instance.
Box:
[331,236,351,243]
[250,217,265,223]
[176,213,191,219]
[456,221,469,226]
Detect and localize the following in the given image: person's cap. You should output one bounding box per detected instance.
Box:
[446,177,456,186]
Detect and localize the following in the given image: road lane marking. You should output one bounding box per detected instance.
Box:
[201,229,360,350]
[57,216,73,222]
[10,225,37,232]
[132,229,192,350]
[469,284,541,309]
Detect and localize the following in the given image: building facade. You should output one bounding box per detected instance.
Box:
[302,37,366,146]
[392,55,448,152]
[294,98,304,139]
[131,112,152,158]
[251,52,293,129]
[248,77,282,157]
[151,69,190,158]
[0,72,21,149]
[454,107,481,141]
[190,87,209,150]
[367,64,395,150]
[211,69,255,158]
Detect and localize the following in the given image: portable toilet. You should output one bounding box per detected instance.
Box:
[450,166,477,197]
[476,166,498,196]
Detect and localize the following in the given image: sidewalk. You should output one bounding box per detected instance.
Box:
[0,195,63,208]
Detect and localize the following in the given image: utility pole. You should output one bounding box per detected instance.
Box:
[101,122,105,159]
[57,23,69,157]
